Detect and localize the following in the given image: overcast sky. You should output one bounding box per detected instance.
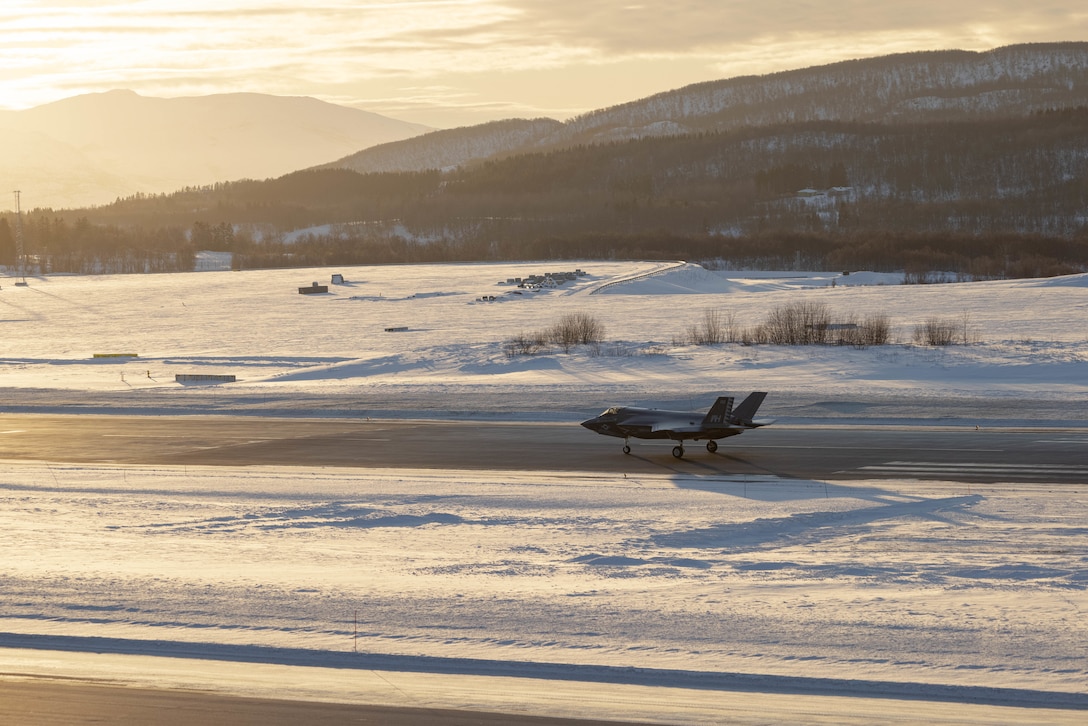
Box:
[1,1,1084,128]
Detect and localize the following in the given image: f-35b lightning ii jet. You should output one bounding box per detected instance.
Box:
[581,392,769,458]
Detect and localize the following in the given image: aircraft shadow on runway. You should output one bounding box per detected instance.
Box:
[615,447,940,507]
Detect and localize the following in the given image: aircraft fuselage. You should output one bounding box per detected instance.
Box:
[580,407,745,441]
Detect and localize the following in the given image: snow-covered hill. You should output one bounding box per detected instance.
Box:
[325,43,1088,173]
[562,43,1088,139]
[326,117,562,174]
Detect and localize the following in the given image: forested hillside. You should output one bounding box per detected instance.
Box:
[3,44,1087,277]
[328,43,1088,173]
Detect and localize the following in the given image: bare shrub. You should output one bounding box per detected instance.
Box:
[834,312,891,347]
[958,311,978,345]
[859,312,891,346]
[574,312,606,344]
[683,308,736,345]
[914,312,977,346]
[739,324,768,345]
[761,301,832,345]
[548,321,579,353]
[742,303,891,347]
[507,312,605,355]
[503,331,548,356]
[913,317,958,346]
[548,312,605,351]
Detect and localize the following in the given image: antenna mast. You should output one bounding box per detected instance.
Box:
[13,190,28,285]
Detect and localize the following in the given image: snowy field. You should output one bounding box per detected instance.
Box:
[1,259,1086,421]
[1,260,1087,723]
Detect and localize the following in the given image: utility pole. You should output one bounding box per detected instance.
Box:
[13,190,28,286]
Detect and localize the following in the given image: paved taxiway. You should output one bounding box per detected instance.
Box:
[1,414,1086,484]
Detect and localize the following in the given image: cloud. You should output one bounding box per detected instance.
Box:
[498,1,1087,56]
[1,1,1085,126]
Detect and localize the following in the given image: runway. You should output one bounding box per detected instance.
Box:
[3,413,1087,725]
[1,414,1086,484]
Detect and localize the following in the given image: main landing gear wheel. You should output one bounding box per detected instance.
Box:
[706,440,718,453]
[672,445,685,459]
[623,444,631,455]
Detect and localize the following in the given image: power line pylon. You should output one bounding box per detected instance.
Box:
[13,190,28,286]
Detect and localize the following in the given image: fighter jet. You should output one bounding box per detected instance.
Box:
[581,392,769,458]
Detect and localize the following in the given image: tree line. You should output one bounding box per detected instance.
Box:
[3,109,1087,276]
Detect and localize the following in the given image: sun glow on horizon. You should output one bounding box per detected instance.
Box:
[1,1,1085,127]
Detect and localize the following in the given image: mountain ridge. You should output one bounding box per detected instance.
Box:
[4,42,1088,278]
[6,43,1086,211]
[328,42,1088,175]
[0,91,432,210]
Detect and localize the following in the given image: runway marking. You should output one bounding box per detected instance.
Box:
[745,445,1002,452]
[860,461,1088,479]
[0,430,26,434]
[99,435,392,442]
[102,435,272,440]
[876,461,1088,470]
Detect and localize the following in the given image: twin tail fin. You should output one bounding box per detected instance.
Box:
[701,392,767,427]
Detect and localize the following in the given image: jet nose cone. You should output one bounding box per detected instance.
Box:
[581,416,618,436]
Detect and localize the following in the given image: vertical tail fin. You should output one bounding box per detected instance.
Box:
[730,392,767,425]
[702,396,734,425]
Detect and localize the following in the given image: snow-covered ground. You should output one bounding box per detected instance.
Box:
[2,260,1086,423]
[1,261,1087,723]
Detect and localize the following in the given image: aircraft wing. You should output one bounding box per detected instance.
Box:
[649,419,704,433]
